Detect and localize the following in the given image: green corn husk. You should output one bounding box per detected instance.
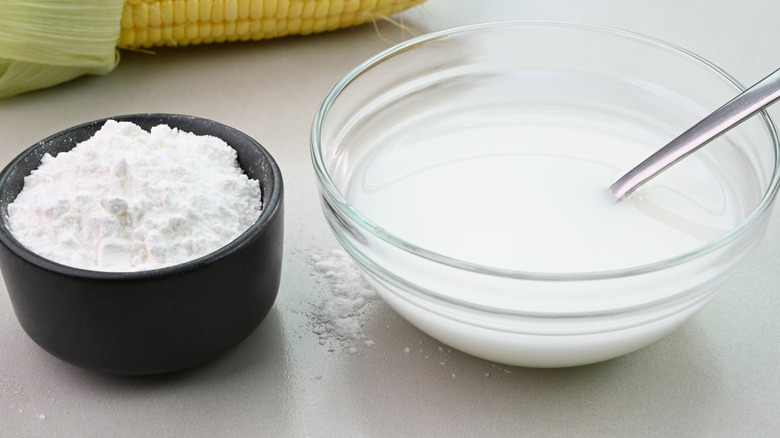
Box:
[0,0,124,99]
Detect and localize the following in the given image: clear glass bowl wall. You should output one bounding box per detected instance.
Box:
[311,22,780,367]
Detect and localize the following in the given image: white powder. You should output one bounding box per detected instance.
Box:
[7,120,263,271]
[309,247,378,344]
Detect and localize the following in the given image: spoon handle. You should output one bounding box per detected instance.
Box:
[610,67,780,200]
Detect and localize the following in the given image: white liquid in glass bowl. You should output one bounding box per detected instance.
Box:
[314,23,779,367]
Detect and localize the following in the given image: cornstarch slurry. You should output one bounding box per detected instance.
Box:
[7,120,262,271]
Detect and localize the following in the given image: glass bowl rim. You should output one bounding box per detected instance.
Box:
[310,20,780,281]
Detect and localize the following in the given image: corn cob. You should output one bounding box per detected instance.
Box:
[0,0,425,98]
[118,0,427,49]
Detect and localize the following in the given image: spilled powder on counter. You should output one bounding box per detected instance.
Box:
[1,376,63,421]
[308,247,379,347]
[7,120,262,271]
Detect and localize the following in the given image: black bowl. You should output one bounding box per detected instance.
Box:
[0,114,284,375]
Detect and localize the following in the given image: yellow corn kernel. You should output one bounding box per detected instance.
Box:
[288,1,304,19]
[118,0,426,49]
[225,0,239,21]
[133,2,150,28]
[173,1,187,25]
[265,0,278,17]
[199,0,212,23]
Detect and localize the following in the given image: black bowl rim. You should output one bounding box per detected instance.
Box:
[0,113,283,281]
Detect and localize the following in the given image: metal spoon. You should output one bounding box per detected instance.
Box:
[610,67,780,200]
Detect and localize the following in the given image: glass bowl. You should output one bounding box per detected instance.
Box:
[311,22,780,367]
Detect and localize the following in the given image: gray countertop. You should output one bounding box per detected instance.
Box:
[2,1,778,436]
